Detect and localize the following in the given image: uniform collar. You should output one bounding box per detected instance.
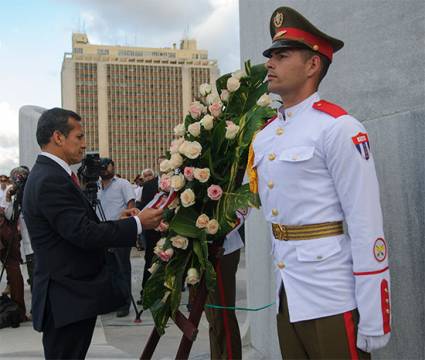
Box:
[279,92,320,122]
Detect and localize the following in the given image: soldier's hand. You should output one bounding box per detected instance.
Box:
[120,208,140,219]
[137,207,164,230]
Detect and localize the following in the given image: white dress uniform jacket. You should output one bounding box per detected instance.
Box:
[252,92,391,339]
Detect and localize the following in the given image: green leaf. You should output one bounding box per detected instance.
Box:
[166,251,191,317]
[169,207,202,238]
[193,237,206,270]
[142,263,166,309]
[149,296,171,335]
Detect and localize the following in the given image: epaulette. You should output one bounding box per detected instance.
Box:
[313,100,348,118]
[261,115,278,129]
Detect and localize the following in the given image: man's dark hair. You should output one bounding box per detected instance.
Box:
[301,49,331,85]
[36,107,81,147]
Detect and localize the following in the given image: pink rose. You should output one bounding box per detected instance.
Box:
[184,167,195,181]
[159,248,174,262]
[208,102,222,118]
[189,101,204,119]
[207,184,223,201]
[155,220,169,233]
[159,174,171,192]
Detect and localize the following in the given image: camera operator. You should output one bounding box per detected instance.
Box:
[1,166,34,291]
[97,158,136,318]
[0,206,27,323]
[22,108,163,359]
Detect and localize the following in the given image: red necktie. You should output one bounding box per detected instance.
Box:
[71,172,80,187]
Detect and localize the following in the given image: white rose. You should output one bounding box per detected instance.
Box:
[148,262,160,274]
[174,123,186,137]
[188,122,201,137]
[171,235,189,250]
[206,93,221,106]
[225,121,240,140]
[199,83,212,96]
[227,76,241,92]
[170,137,185,154]
[257,93,272,107]
[186,268,200,285]
[171,173,186,191]
[193,168,210,183]
[200,114,214,130]
[178,141,189,155]
[181,141,202,159]
[220,90,230,102]
[206,219,219,235]
[160,159,172,173]
[170,153,184,169]
[196,214,210,229]
[232,69,247,80]
[180,189,196,207]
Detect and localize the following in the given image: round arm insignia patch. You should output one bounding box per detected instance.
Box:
[373,238,387,262]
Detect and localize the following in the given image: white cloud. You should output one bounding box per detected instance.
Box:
[62,0,240,73]
[0,102,19,175]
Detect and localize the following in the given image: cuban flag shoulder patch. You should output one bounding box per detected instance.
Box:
[352,132,371,160]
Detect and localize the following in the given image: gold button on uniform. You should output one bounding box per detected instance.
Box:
[268,153,276,161]
[268,180,274,189]
[276,128,284,135]
[313,44,319,51]
[277,261,285,269]
[272,209,279,216]
[386,309,390,314]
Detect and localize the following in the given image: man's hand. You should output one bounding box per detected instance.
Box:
[137,207,164,230]
[120,208,140,219]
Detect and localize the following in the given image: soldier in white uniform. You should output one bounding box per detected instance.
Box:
[247,6,391,359]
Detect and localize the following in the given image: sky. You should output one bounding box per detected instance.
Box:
[0,0,240,175]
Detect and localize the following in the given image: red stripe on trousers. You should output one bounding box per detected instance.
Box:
[343,311,359,360]
[216,260,233,359]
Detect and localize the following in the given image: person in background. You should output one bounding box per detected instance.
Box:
[2,167,34,292]
[0,175,9,205]
[136,167,159,305]
[97,158,136,318]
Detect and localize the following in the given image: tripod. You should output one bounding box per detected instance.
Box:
[89,196,143,322]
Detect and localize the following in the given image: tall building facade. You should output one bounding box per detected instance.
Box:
[61,33,219,180]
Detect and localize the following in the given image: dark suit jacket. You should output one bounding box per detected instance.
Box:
[22,155,137,331]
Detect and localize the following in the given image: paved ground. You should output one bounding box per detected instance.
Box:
[0,248,262,359]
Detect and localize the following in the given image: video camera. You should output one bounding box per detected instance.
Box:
[78,152,103,205]
[9,166,29,206]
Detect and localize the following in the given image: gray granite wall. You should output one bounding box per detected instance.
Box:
[241,1,425,359]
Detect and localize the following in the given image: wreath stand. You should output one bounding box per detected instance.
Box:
[140,246,223,360]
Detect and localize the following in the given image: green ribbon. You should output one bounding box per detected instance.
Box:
[204,302,275,312]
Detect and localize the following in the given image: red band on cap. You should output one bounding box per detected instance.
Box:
[276,27,334,61]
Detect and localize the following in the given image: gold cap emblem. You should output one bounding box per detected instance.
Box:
[273,11,284,28]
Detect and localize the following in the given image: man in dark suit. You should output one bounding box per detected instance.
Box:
[22,108,163,359]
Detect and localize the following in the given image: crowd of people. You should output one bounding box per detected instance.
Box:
[0,161,166,323]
